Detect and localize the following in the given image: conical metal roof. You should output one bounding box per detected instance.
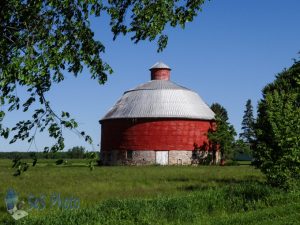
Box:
[101,80,215,121]
[150,62,171,70]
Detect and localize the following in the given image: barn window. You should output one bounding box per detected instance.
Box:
[103,152,107,161]
[127,150,133,159]
[107,152,112,161]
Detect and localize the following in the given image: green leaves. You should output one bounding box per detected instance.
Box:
[157,35,168,53]
[0,0,105,161]
[12,155,30,176]
[107,0,206,52]
[208,103,236,161]
[254,58,300,190]
[85,151,98,171]
[55,159,65,165]
[32,157,38,167]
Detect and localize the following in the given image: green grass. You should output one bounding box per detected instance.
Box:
[0,159,299,224]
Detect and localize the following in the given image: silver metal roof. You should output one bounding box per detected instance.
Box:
[150,62,171,70]
[101,80,215,121]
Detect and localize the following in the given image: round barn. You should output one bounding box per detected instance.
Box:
[100,62,218,165]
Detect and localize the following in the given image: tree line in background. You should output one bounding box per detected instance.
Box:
[210,57,300,189]
[0,146,99,159]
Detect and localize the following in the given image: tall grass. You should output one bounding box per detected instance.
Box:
[0,159,264,204]
[0,159,299,224]
[3,183,300,225]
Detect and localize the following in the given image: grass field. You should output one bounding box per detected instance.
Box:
[0,159,299,224]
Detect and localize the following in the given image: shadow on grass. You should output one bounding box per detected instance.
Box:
[178,178,280,212]
[213,175,264,185]
[0,205,7,212]
[166,177,190,182]
[180,184,215,191]
[179,178,267,193]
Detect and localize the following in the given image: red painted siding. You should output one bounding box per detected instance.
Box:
[101,118,213,151]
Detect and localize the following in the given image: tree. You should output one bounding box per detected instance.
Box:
[253,58,300,189]
[0,0,207,157]
[67,146,86,159]
[232,139,251,159]
[208,103,236,163]
[239,99,255,144]
[210,103,229,122]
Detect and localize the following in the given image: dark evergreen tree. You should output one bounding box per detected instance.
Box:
[239,99,256,144]
[210,103,229,122]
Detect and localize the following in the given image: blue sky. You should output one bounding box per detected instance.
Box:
[1,0,300,152]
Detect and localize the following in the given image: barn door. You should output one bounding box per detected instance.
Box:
[156,151,169,165]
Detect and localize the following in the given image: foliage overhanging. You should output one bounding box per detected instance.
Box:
[0,0,206,157]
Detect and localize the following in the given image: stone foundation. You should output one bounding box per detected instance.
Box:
[100,150,220,166]
[169,151,193,165]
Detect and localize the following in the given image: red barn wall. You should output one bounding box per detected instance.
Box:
[101,118,213,151]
